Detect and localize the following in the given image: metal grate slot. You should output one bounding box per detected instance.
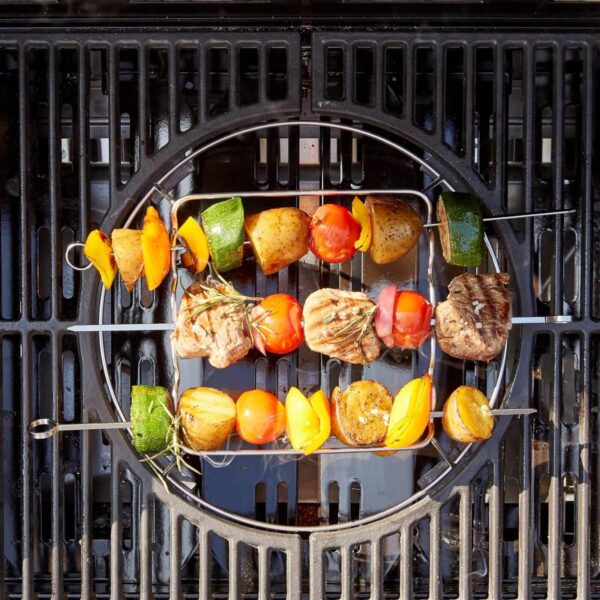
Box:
[414,46,435,132]
[207,47,230,117]
[238,46,259,106]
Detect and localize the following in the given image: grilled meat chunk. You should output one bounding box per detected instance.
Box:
[434,273,512,362]
[303,288,381,364]
[173,281,253,369]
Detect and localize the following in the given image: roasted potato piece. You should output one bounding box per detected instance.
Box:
[366,195,423,264]
[441,386,494,443]
[330,380,393,447]
[178,387,236,451]
[245,207,310,275]
[111,229,144,292]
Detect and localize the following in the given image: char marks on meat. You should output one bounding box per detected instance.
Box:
[434,273,512,362]
[303,288,381,365]
[173,280,253,369]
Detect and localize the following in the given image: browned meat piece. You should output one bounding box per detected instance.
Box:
[303,288,381,365]
[434,273,512,362]
[173,281,253,369]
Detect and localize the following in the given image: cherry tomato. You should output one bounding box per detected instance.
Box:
[252,294,304,355]
[392,291,432,349]
[236,390,286,445]
[309,204,361,263]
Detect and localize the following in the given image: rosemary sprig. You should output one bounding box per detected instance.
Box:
[323,305,377,348]
[139,397,202,492]
[186,275,263,318]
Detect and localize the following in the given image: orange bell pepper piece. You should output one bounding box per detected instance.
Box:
[83,229,117,289]
[285,388,331,455]
[177,216,209,274]
[384,373,433,448]
[141,206,171,290]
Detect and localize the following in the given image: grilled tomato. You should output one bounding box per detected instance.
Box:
[375,286,432,349]
[236,390,286,445]
[309,204,361,263]
[251,293,304,355]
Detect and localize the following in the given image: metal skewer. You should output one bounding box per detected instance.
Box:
[29,417,130,440]
[68,314,572,333]
[423,207,576,228]
[29,408,535,452]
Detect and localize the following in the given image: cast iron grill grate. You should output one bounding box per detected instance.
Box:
[0,29,598,600]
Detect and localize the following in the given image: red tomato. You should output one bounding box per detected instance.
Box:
[252,294,304,355]
[392,291,432,349]
[309,204,361,263]
[236,390,286,445]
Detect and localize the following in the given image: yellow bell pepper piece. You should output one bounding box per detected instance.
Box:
[83,229,117,289]
[352,197,372,252]
[141,206,171,290]
[384,373,432,448]
[177,216,209,274]
[285,388,331,455]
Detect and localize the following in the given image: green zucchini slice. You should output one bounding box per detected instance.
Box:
[130,385,172,454]
[437,192,484,267]
[201,197,245,272]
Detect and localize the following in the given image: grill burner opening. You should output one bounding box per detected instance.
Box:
[0,25,598,600]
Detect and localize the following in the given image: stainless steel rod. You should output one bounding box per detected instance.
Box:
[423,207,575,227]
[68,314,572,333]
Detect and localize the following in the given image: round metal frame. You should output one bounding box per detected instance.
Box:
[95,119,508,532]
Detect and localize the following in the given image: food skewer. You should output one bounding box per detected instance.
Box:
[29,408,535,442]
[67,314,572,333]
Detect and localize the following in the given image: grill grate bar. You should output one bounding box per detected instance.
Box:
[139,45,149,159]
[78,44,89,245]
[258,546,270,600]
[464,43,474,173]
[169,511,182,600]
[109,45,120,200]
[429,507,441,600]
[575,42,594,600]
[488,444,503,600]
[17,43,33,599]
[140,493,153,597]
[198,525,210,600]
[518,415,533,600]
[51,333,64,595]
[400,526,413,600]
[458,488,472,600]
[493,45,506,204]
[340,544,352,600]
[228,540,240,600]
[552,44,565,313]
[370,537,382,600]
[523,44,535,215]
[169,44,179,140]
[80,412,92,598]
[111,459,123,599]
[548,333,564,599]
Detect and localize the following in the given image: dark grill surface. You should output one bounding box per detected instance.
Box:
[0,22,599,600]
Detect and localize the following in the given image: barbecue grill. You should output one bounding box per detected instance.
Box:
[1,2,599,599]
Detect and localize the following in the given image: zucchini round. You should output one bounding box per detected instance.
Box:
[201,197,245,272]
[436,192,483,267]
[130,385,173,454]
